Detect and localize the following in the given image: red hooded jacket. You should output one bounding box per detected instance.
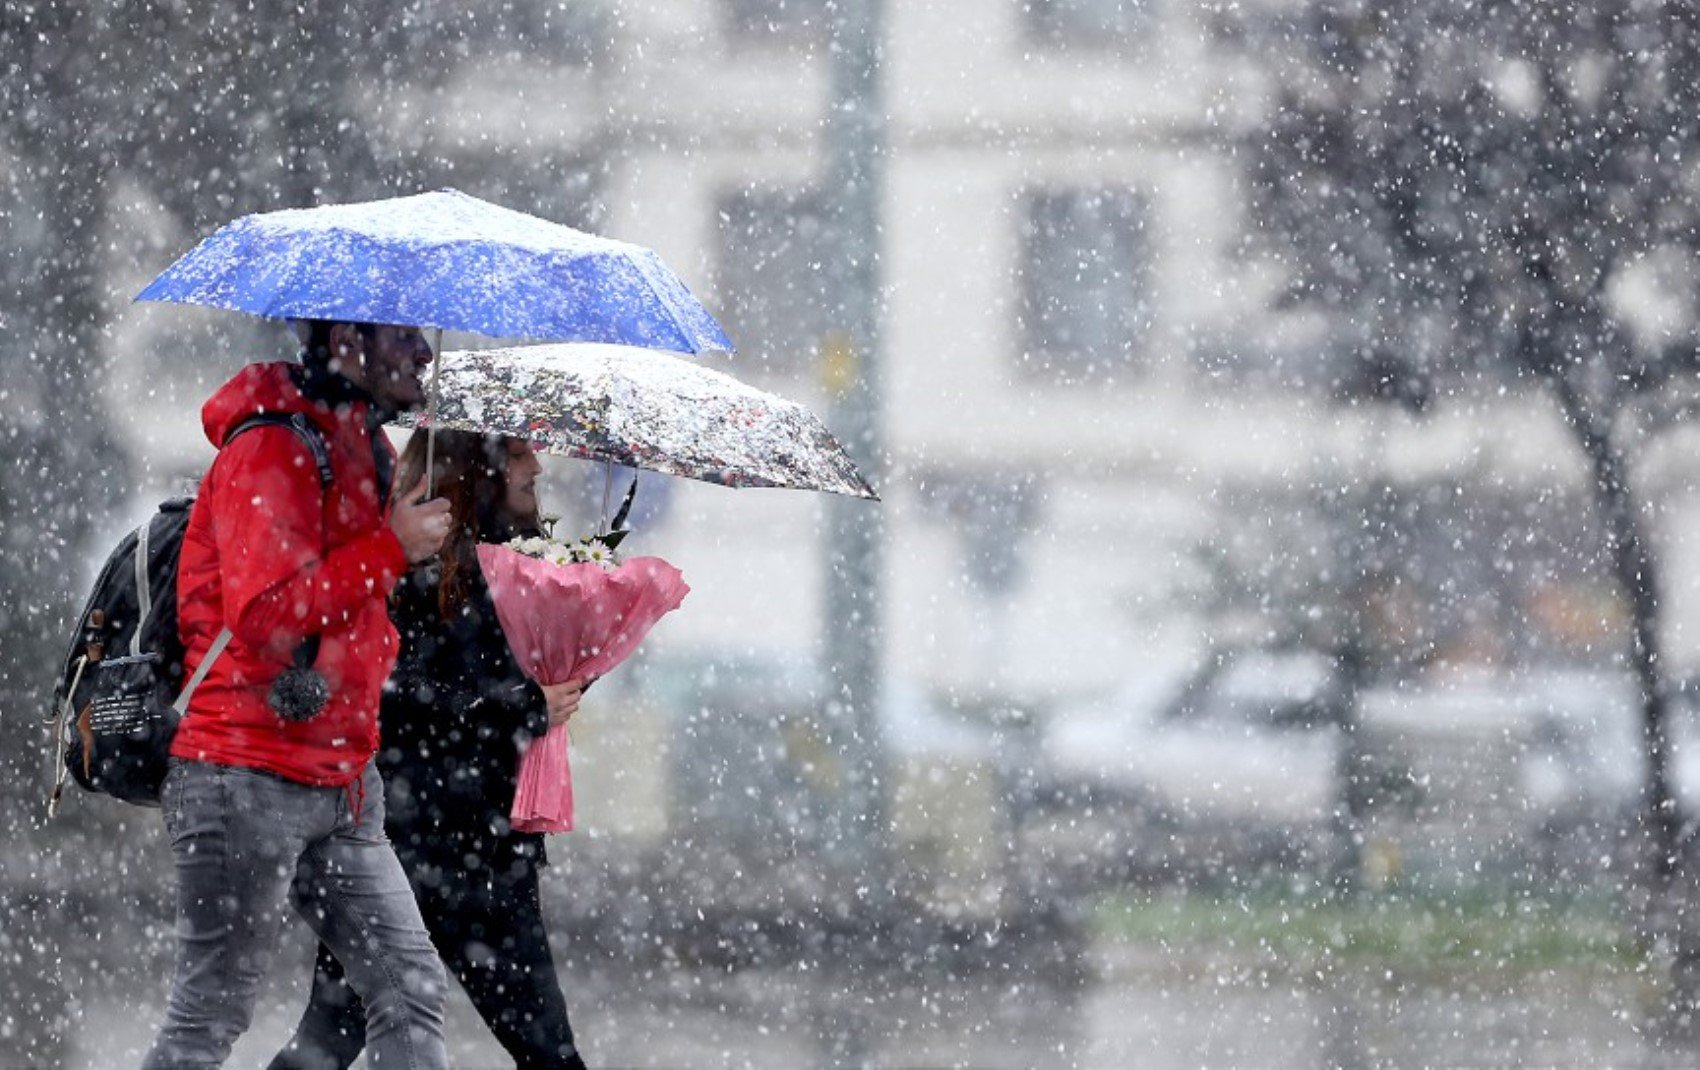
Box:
[172,362,410,786]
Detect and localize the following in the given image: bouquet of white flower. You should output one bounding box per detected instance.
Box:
[503,525,623,571]
[479,515,687,833]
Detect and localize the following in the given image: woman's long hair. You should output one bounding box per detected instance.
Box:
[396,428,542,619]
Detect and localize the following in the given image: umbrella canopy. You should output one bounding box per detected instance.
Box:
[136,189,733,355]
[393,343,879,501]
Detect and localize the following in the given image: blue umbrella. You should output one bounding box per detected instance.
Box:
[135,188,733,355]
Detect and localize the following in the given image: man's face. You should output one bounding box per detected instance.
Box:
[332,324,434,414]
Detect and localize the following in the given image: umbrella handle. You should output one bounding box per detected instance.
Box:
[600,460,613,534]
[425,328,443,496]
[610,474,639,533]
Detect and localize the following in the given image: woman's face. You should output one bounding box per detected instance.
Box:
[501,439,543,519]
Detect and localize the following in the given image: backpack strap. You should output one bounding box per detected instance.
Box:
[178,413,335,709]
[131,518,154,659]
[229,412,334,490]
[174,627,233,715]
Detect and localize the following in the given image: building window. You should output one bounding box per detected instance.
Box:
[1023,0,1154,48]
[726,0,830,41]
[406,1,607,65]
[1017,187,1153,381]
[715,186,833,375]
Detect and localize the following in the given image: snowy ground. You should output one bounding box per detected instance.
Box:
[61,922,1695,1070]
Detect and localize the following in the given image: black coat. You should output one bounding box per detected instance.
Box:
[376,553,551,872]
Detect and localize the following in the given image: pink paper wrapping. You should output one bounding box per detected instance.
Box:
[476,543,690,833]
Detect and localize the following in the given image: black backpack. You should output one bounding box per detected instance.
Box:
[47,413,332,813]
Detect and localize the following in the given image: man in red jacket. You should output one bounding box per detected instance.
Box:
[143,322,454,1070]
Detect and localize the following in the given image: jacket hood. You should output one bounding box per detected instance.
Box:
[202,362,357,447]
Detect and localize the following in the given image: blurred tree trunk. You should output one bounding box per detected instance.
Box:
[1548,374,1678,881]
[1548,368,1700,1014]
[1328,627,1372,898]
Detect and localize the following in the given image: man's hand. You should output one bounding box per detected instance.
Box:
[541,679,586,729]
[390,475,451,563]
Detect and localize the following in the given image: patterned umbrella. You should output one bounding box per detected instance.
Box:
[393,343,878,500]
[136,189,732,354]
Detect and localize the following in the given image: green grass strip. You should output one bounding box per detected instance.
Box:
[1094,886,1641,973]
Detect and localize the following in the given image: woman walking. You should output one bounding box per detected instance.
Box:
[272,429,589,1070]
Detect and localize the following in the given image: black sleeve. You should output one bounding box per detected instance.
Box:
[460,566,552,745]
[388,564,551,746]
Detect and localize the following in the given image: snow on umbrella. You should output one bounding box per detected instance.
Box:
[393,342,880,501]
[135,188,733,355]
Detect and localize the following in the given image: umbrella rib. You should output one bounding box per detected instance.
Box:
[628,252,717,354]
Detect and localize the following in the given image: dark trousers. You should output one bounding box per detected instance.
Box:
[271,847,584,1070]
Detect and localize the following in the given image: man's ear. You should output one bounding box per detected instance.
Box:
[326,323,365,377]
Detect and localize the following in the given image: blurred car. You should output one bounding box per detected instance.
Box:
[1353,669,1700,885]
[1476,670,1700,879]
[1036,643,1700,890]
[600,646,1698,902]
[1035,644,1352,882]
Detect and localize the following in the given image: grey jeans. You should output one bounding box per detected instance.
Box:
[141,759,447,1070]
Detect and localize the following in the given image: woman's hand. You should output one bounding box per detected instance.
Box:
[541,678,586,728]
